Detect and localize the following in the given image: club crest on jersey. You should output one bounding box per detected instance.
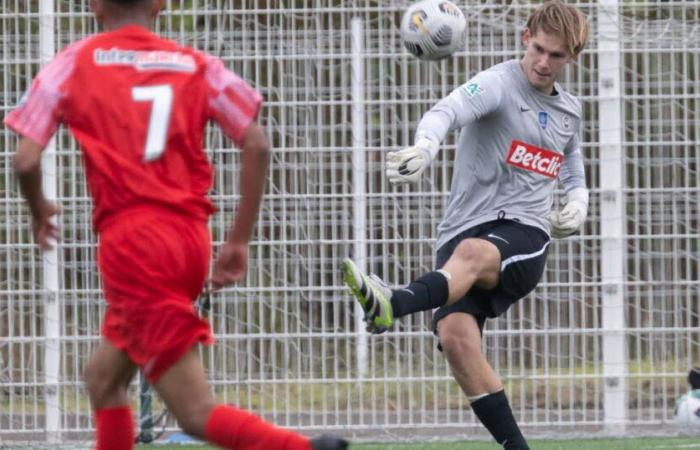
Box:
[538,111,549,129]
[562,114,571,130]
[506,140,561,178]
[462,82,483,97]
[94,48,196,73]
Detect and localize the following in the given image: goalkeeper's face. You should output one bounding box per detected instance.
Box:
[520,29,573,95]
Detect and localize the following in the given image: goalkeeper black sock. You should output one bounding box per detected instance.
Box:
[470,391,530,450]
[390,271,449,318]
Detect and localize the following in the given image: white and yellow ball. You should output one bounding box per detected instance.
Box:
[400,0,467,61]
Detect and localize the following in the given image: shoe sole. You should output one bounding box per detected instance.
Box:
[341,258,368,310]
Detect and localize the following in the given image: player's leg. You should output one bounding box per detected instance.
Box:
[91,213,206,450]
[437,313,529,450]
[152,347,348,450]
[441,238,500,302]
[83,339,139,450]
[150,347,214,440]
[342,235,500,332]
[432,222,548,450]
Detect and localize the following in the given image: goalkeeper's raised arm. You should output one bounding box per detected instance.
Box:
[387,70,504,185]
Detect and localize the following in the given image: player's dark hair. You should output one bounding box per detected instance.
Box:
[105,0,149,6]
[527,0,589,57]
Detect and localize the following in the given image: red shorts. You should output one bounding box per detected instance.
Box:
[97,209,213,383]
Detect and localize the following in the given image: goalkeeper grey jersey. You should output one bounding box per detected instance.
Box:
[415,59,586,250]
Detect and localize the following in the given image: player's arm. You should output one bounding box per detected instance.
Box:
[549,132,588,238]
[387,71,503,185]
[210,122,269,289]
[4,47,71,251]
[227,122,270,244]
[12,137,59,250]
[204,55,268,289]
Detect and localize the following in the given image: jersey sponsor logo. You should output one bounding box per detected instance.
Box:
[538,111,549,129]
[506,140,561,178]
[462,82,483,97]
[93,48,196,73]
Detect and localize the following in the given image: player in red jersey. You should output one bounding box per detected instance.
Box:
[5,1,348,449]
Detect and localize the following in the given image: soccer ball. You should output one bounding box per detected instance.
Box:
[400,0,467,61]
[674,390,700,426]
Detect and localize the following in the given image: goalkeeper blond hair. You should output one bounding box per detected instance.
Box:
[526,0,589,57]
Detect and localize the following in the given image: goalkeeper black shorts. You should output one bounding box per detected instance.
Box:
[432,218,550,333]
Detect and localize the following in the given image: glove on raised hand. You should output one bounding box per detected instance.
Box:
[385,138,439,185]
[549,187,589,238]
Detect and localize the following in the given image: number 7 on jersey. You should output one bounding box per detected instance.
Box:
[131,84,173,162]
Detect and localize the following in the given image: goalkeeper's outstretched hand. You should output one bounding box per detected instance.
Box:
[386,138,438,185]
[549,187,589,238]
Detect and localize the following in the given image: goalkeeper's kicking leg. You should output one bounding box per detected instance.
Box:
[152,347,348,450]
[342,237,500,333]
[343,221,550,450]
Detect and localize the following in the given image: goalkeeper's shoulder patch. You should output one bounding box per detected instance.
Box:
[462,81,484,98]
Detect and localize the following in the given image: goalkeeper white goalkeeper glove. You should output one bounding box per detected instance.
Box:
[549,187,589,239]
[385,138,439,185]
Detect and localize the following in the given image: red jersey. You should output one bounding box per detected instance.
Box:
[4,25,262,231]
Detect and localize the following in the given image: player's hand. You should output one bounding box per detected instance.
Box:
[32,201,60,251]
[549,187,589,238]
[210,241,249,290]
[385,138,438,185]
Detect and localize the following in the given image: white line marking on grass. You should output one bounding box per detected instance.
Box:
[641,445,700,449]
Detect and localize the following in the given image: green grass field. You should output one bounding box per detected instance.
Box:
[137,436,700,450]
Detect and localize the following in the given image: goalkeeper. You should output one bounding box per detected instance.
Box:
[343,1,589,449]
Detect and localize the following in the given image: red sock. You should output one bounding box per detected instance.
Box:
[94,406,134,450]
[204,404,311,450]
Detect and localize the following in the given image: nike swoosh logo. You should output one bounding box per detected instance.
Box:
[520,106,530,112]
[398,288,415,296]
[487,233,510,244]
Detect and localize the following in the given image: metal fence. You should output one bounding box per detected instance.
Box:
[1,0,699,444]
